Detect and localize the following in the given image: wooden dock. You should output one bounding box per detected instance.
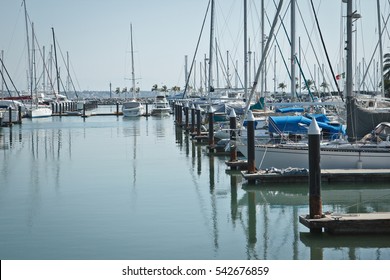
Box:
[241,168,390,183]
[225,160,248,170]
[299,212,390,234]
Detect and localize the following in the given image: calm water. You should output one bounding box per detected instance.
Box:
[1,105,390,260]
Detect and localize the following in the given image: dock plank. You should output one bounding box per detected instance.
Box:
[299,213,390,234]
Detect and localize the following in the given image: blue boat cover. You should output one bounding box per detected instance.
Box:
[275,107,305,113]
[268,114,345,138]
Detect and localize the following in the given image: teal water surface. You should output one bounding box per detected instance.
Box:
[1,106,390,260]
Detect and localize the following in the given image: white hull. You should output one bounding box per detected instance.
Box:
[151,108,171,116]
[151,94,171,116]
[122,102,145,117]
[26,107,52,118]
[237,143,390,170]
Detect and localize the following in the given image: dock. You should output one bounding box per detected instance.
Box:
[299,212,390,234]
[241,168,390,183]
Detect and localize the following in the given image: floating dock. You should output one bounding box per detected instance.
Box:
[241,168,390,183]
[299,212,390,234]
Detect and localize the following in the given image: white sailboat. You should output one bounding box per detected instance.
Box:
[122,23,145,117]
[237,0,390,170]
[23,0,52,119]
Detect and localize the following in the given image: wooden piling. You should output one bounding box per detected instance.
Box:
[191,104,195,134]
[196,105,201,139]
[229,108,237,163]
[8,107,12,126]
[145,102,149,116]
[208,105,215,147]
[184,102,189,131]
[18,105,22,124]
[246,110,256,177]
[308,118,322,233]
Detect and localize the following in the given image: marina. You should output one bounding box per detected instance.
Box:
[1,0,390,267]
[1,106,390,260]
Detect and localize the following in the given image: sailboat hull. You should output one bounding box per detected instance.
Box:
[122,102,145,117]
[237,143,390,170]
[26,107,52,118]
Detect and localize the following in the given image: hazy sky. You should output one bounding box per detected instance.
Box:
[0,0,388,93]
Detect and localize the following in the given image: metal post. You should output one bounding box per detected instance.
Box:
[308,118,322,233]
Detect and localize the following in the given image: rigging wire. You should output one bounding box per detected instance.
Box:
[309,0,343,101]
[182,0,211,98]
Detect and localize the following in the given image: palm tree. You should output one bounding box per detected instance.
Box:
[278,82,287,93]
[302,79,315,91]
[151,84,158,91]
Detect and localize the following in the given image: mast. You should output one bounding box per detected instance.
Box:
[52,27,60,99]
[345,0,355,141]
[261,0,265,99]
[377,0,384,97]
[32,22,37,99]
[242,0,283,123]
[207,0,215,101]
[130,23,136,97]
[244,0,248,99]
[290,0,296,101]
[1,50,4,97]
[23,0,33,100]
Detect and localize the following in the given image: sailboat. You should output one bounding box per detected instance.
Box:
[122,23,145,117]
[23,0,52,118]
[237,0,390,170]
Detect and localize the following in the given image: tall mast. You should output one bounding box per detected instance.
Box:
[130,23,136,97]
[1,50,4,97]
[23,0,32,98]
[290,0,296,101]
[207,0,215,101]
[244,0,248,99]
[52,27,60,98]
[377,0,384,97]
[345,0,354,141]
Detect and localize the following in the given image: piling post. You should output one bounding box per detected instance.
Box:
[208,105,215,148]
[174,102,178,123]
[191,104,195,134]
[145,102,149,116]
[8,106,12,126]
[308,118,322,233]
[83,102,86,117]
[59,103,62,116]
[229,108,237,163]
[246,110,256,175]
[116,102,119,116]
[184,102,189,131]
[18,105,22,124]
[196,105,201,138]
[178,103,183,127]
